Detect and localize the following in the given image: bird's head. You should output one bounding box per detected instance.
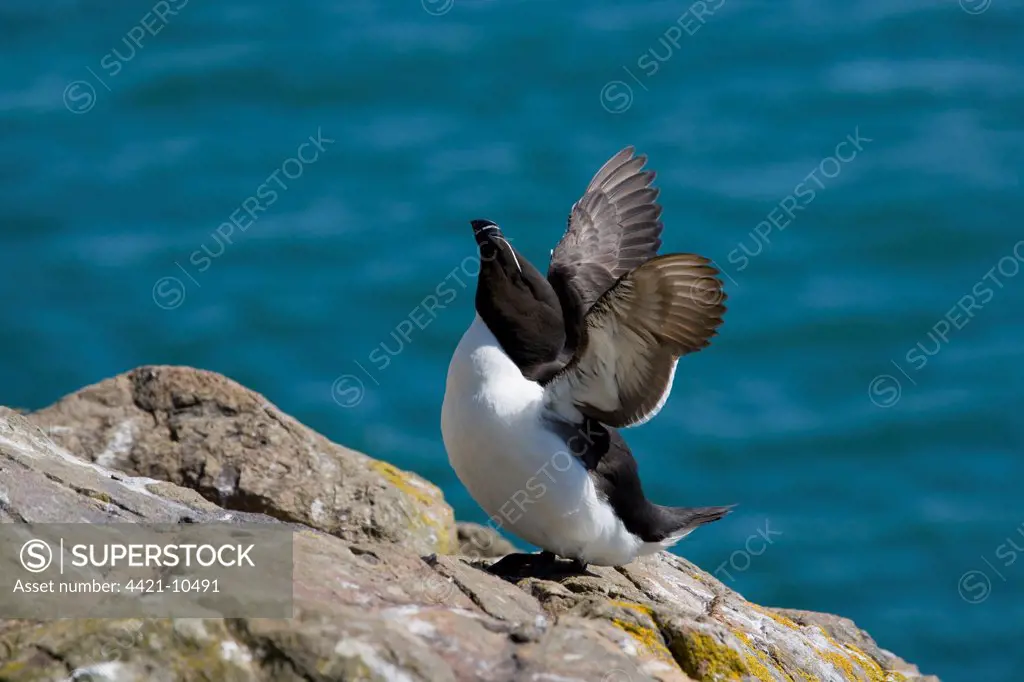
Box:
[469,219,565,372]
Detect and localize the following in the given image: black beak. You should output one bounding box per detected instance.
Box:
[470,219,502,246]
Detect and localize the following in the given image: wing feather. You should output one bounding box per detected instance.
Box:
[547,147,665,352]
[545,254,726,428]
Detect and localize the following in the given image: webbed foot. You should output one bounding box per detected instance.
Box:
[487,551,591,578]
[487,551,556,577]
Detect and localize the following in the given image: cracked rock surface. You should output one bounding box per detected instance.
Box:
[0,366,939,682]
[27,366,455,555]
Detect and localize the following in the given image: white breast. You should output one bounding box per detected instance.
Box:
[440,316,645,565]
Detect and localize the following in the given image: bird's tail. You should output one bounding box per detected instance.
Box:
[658,504,734,542]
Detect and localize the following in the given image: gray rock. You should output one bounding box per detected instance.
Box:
[0,368,940,682]
[456,522,518,558]
[0,407,277,526]
[28,365,456,555]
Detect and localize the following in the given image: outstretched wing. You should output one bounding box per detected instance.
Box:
[547,147,664,351]
[545,254,726,428]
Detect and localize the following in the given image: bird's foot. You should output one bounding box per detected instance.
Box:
[487,551,556,577]
[487,551,589,578]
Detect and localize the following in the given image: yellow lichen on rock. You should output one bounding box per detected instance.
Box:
[843,642,908,682]
[750,605,801,631]
[610,599,656,619]
[792,670,821,682]
[0,662,27,677]
[730,627,797,682]
[671,630,776,682]
[369,460,454,553]
[603,600,675,664]
[87,490,113,504]
[817,647,859,680]
[813,638,907,682]
[742,648,783,682]
[2,369,941,682]
[370,461,439,507]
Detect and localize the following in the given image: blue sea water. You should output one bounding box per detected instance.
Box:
[2,0,1022,679]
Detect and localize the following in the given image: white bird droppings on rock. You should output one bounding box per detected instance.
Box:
[219,640,253,667]
[67,662,129,682]
[311,498,327,524]
[95,420,135,469]
[334,640,418,682]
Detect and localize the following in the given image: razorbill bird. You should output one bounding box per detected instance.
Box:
[441,147,731,570]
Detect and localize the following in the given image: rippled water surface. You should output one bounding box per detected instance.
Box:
[2,1,1022,679]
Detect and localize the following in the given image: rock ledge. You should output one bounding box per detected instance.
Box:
[0,367,938,682]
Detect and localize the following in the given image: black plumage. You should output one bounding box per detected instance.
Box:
[470,146,732,551]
